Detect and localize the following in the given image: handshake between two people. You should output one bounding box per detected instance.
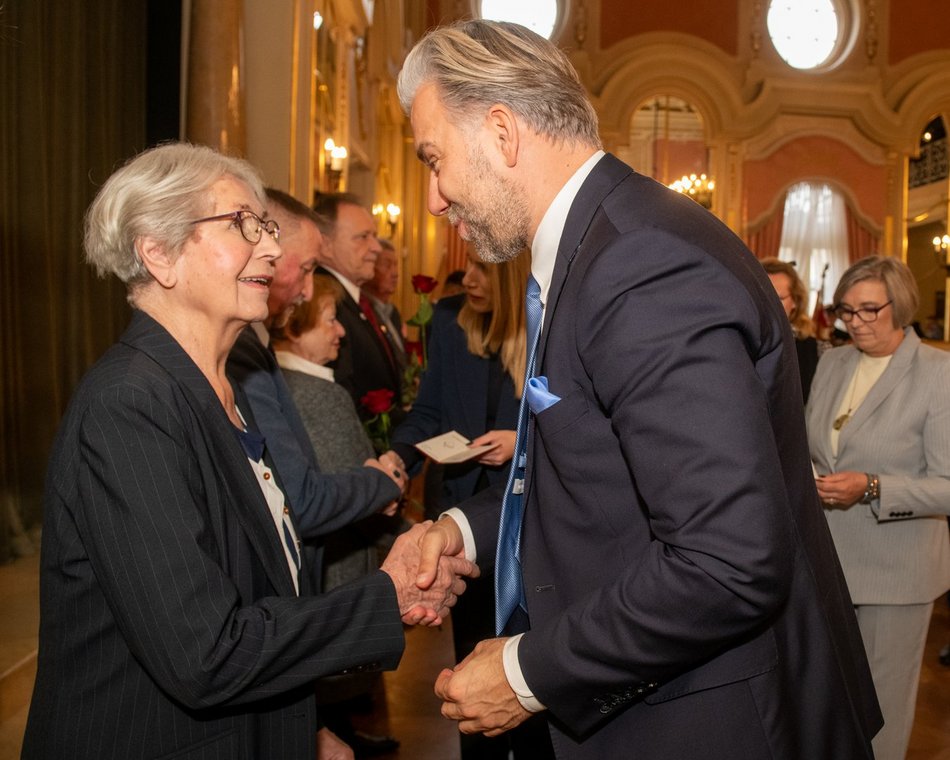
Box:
[379,518,535,737]
[379,516,475,626]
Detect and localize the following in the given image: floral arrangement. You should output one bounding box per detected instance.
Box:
[361,388,395,453]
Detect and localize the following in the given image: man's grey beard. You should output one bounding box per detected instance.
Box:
[447,203,529,264]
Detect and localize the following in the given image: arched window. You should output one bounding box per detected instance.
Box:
[777,182,850,313]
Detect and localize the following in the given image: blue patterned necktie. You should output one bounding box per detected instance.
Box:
[495,274,543,634]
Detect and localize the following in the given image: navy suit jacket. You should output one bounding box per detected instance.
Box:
[461,155,882,758]
[23,312,404,759]
[391,294,519,508]
[227,326,400,549]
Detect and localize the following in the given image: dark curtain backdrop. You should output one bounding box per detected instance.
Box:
[0,1,148,559]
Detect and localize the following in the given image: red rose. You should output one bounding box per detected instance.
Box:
[403,340,424,365]
[360,388,395,415]
[411,274,438,294]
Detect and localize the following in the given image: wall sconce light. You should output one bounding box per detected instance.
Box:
[324,138,347,190]
[668,173,715,209]
[373,202,402,237]
[933,233,950,270]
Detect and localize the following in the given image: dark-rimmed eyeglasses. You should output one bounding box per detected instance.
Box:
[832,300,893,323]
[189,210,280,245]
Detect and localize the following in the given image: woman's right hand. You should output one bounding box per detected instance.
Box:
[471,430,516,467]
[815,470,867,508]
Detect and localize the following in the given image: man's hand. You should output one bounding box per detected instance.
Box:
[316,727,354,760]
[414,516,466,591]
[381,521,478,626]
[435,638,533,736]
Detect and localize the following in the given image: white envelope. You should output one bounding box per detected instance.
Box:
[414,430,493,464]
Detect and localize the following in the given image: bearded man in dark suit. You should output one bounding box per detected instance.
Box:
[399,20,883,760]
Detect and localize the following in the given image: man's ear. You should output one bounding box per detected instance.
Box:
[136,236,177,289]
[485,104,520,168]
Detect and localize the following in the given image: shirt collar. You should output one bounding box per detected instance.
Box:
[274,350,336,382]
[530,150,604,306]
[321,265,362,303]
[250,321,270,346]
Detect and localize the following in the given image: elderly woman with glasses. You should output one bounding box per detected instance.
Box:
[806,255,950,760]
[22,143,473,760]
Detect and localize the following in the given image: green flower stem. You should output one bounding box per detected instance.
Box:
[420,323,427,371]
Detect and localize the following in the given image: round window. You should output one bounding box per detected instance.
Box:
[767,0,843,70]
[478,0,560,40]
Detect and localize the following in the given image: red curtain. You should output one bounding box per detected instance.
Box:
[845,204,880,263]
[745,207,785,260]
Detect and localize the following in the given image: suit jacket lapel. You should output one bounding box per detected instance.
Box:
[231,379,302,596]
[536,154,632,371]
[342,289,402,389]
[237,326,317,469]
[123,311,298,597]
[814,349,858,467]
[838,329,918,451]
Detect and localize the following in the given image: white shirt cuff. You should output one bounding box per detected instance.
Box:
[440,507,476,562]
[503,635,546,713]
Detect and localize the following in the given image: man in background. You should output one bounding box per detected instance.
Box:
[229,189,405,535]
[362,237,407,371]
[314,193,405,426]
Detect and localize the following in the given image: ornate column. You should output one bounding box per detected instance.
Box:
[185,0,246,155]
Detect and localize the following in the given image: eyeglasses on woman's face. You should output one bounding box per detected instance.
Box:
[190,210,280,245]
[832,300,893,323]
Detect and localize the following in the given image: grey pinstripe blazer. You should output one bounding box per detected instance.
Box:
[23,311,404,759]
[806,328,950,604]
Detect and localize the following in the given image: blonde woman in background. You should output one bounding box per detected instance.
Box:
[391,247,554,760]
[761,257,820,402]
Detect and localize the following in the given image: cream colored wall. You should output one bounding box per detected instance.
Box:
[244,0,318,199]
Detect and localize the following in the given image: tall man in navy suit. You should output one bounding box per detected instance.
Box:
[399,20,883,759]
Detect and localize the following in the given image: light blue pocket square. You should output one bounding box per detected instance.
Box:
[526,376,561,414]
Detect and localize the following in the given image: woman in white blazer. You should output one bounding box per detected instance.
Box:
[806,255,950,760]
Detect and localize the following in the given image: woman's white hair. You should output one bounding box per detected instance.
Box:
[397,20,601,148]
[84,142,266,292]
